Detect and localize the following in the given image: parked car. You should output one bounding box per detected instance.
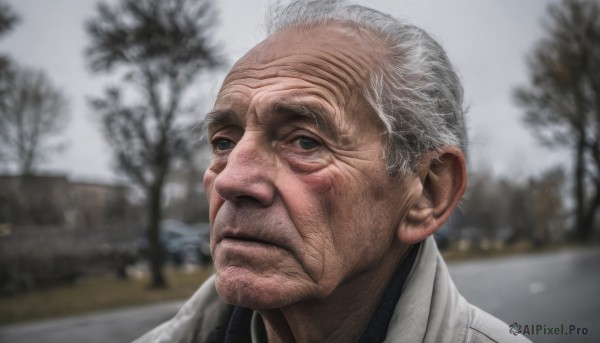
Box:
[138,220,211,266]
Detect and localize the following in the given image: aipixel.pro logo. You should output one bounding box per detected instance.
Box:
[509,322,589,336]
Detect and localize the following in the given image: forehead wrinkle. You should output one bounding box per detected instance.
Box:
[311,45,374,86]
[224,27,385,107]
[210,87,326,124]
[240,41,375,87]
[225,60,350,107]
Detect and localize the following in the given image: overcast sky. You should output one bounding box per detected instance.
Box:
[1,0,566,183]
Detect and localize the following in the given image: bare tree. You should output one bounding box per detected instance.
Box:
[527,167,567,244]
[0,0,19,40]
[0,0,20,125]
[514,0,600,241]
[85,0,221,288]
[0,66,69,175]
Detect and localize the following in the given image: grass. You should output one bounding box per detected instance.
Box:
[0,265,213,325]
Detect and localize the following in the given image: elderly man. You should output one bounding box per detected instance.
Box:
[136,1,530,342]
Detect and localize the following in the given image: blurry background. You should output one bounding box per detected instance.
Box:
[0,0,599,342]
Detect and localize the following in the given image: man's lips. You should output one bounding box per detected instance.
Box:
[212,203,296,253]
[221,233,274,245]
[216,227,286,250]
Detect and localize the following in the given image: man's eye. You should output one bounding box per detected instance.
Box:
[214,138,233,151]
[297,137,319,150]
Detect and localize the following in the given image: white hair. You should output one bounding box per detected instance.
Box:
[267,0,468,176]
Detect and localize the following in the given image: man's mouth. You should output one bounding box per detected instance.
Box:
[219,231,284,250]
[222,234,273,245]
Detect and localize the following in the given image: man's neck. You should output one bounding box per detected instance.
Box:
[258,243,412,343]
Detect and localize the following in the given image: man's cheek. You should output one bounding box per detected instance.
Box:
[296,169,336,195]
[208,192,224,223]
[203,170,222,222]
[203,169,216,199]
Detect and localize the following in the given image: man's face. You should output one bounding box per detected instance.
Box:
[204,25,420,309]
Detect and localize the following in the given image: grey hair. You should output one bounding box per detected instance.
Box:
[267,0,467,176]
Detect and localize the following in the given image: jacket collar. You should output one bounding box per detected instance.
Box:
[384,236,469,342]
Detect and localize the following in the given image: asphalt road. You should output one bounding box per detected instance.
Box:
[0,301,184,343]
[1,247,599,343]
[448,247,600,343]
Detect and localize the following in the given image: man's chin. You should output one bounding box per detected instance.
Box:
[214,266,307,310]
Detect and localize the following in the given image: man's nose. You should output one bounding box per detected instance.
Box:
[213,136,276,207]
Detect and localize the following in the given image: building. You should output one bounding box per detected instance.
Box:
[0,174,134,229]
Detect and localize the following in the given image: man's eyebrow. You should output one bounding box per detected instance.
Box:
[272,102,336,136]
[202,103,337,137]
[203,109,237,133]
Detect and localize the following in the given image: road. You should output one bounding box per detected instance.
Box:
[448,247,600,343]
[0,301,184,343]
[1,247,599,343]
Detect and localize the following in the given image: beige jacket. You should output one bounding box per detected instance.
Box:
[134,237,531,343]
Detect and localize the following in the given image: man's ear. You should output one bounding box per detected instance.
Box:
[397,146,467,244]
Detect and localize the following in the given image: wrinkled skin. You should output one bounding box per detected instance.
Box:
[203,24,450,342]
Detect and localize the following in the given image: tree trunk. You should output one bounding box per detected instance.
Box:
[147,179,168,289]
[581,178,600,241]
[574,135,588,241]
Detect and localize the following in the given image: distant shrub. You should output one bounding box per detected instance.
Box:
[0,225,140,295]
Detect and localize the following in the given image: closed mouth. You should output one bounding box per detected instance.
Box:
[222,234,276,247]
